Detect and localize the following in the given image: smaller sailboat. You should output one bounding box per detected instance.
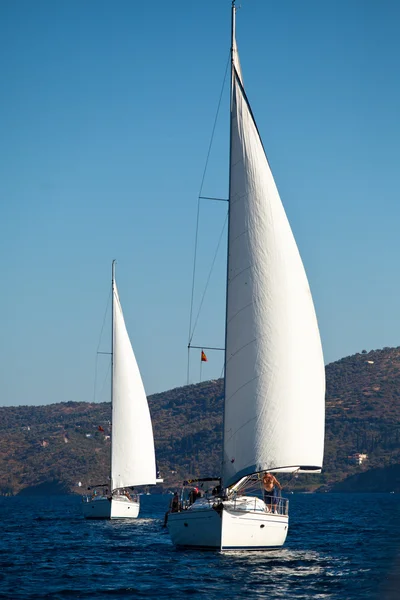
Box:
[82,261,158,519]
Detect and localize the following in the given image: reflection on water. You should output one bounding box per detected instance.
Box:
[213,548,352,599]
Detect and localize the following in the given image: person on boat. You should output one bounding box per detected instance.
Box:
[189,486,202,505]
[212,485,221,497]
[170,492,180,513]
[162,492,181,528]
[263,472,282,511]
[123,489,132,500]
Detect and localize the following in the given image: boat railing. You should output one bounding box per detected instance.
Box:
[113,488,139,502]
[178,492,289,515]
[82,488,110,502]
[230,494,289,516]
[82,487,139,503]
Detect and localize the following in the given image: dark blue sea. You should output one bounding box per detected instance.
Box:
[0,493,399,599]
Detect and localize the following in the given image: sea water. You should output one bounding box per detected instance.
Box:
[0,493,398,599]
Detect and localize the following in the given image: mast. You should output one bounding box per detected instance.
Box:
[111,260,116,399]
[111,259,116,491]
[230,1,236,111]
[221,0,236,490]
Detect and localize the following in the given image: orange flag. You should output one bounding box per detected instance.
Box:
[201,350,208,362]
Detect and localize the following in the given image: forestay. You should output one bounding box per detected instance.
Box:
[222,39,325,488]
[111,282,156,490]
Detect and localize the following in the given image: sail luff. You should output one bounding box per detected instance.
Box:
[222,44,325,489]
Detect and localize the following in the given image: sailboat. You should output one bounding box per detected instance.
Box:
[82,261,159,519]
[167,2,325,549]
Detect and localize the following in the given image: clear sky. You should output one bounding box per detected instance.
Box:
[1,0,400,407]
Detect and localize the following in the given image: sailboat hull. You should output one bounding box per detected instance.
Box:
[168,502,222,548]
[168,497,288,550]
[82,496,140,519]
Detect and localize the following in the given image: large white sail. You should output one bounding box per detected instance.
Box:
[222,43,325,488]
[111,281,156,489]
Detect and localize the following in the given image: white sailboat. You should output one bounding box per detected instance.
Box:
[168,2,325,549]
[82,261,158,519]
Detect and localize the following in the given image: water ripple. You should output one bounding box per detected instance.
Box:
[0,494,399,599]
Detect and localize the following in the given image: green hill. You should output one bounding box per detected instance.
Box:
[330,464,400,493]
[0,347,399,495]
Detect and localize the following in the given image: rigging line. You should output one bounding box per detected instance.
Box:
[93,358,98,404]
[96,287,112,353]
[281,468,300,491]
[199,196,228,202]
[219,362,225,381]
[189,345,224,351]
[189,211,228,346]
[92,286,112,403]
[187,50,231,385]
[98,359,112,403]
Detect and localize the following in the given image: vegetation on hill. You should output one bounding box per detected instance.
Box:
[323,346,400,490]
[330,464,400,493]
[0,347,399,495]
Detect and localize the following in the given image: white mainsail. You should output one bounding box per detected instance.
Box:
[111,281,156,490]
[222,41,325,488]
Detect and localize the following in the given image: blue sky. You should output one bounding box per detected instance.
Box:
[1,0,400,406]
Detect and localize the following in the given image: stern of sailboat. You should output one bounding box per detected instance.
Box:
[167,478,289,550]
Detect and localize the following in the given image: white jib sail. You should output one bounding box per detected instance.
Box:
[222,44,325,488]
[111,281,156,490]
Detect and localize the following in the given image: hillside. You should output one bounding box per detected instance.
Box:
[0,347,399,495]
[330,464,400,493]
[323,346,400,488]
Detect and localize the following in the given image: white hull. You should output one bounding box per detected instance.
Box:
[82,495,140,519]
[168,497,288,550]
